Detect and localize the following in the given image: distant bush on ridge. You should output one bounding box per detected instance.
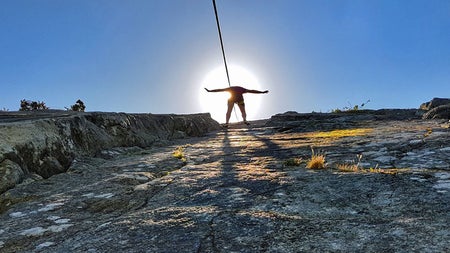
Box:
[69,99,86,112]
[19,99,49,111]
[332,100,370,113]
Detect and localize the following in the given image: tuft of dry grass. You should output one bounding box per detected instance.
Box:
[306,149,326,169]
[307,154,326,169]
[337,163,359,172]
[335,155,409,175]
[283,158,303,167]
[337,154,363,172]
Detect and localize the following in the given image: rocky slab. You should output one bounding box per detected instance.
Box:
[0,111,449,252]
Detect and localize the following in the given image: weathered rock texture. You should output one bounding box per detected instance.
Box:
[420,97,450,119]
[420,97,450,110]
[0,110,449,252]
[0,111,221,194]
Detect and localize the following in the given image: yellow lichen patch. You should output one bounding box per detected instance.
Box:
[172,147,184,159]
[306,128,373,138]
[172,146,186,162]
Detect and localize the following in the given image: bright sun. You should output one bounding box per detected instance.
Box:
[199,65,262,123]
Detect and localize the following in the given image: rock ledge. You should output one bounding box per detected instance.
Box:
[0,111,220,194]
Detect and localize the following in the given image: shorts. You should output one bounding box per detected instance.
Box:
[229,99,245,106]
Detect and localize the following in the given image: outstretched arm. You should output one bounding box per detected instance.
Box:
[204,87,230,92]
[246,89,269,94]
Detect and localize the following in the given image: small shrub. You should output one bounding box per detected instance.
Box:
[306,149,326,169]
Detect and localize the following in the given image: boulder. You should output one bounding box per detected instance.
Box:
[0,159,24,193]
[420,97,450,111]
[422,104,450,119]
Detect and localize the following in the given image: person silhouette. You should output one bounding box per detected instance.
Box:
[204,86,269,127]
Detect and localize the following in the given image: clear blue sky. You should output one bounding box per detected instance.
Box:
[1,0,449,122]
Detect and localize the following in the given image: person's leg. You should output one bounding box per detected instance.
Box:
[237,103,247,123]
[225,100,234,124]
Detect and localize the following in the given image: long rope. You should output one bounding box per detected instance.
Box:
[212,0,231,87]
[212,0,239,122]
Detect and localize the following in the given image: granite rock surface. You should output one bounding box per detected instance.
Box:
[0,110,449,252]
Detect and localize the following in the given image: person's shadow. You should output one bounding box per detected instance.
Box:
[214,128,285,209]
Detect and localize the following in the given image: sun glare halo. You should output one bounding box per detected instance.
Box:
[199,65,262,123]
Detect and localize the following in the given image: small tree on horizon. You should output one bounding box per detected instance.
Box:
[70,99,86,112]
